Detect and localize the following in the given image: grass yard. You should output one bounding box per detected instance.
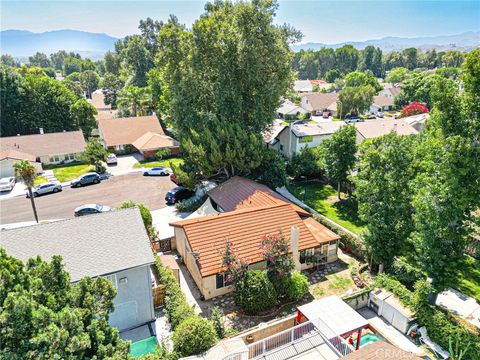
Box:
[53,164,94,182]
[287,181,366,234]
[310,272,356,298]
[33,176,48,187]
[133,158,184,169]
[453,256,480,302]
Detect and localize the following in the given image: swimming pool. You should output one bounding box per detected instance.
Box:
[353,333,380,348]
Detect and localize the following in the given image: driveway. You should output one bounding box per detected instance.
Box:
[0,173,175,224]
[0,181,27,200]
[106,154,143,176]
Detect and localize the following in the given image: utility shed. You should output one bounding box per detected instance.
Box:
[369,289,414,334]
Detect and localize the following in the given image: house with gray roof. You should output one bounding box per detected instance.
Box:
[0,208,155,333]
[270,121,345,158]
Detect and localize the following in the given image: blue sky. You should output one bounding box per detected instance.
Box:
[2,1,479,43]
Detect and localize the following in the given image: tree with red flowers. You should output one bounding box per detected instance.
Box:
[261,231,295,281]
[401,101,429,117]
[220,239,249,285]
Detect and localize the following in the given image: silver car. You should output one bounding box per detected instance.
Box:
[27,181,62,197]
[0,177,16,192]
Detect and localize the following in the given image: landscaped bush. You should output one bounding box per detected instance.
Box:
[313,214,366,260]
[175,195,206,212]
[120,201,152,228]
[171,316,218,357]
[235,270,278,315]
[280,271,309,301]
[209,306,225,339]
[287,147,322,179]
[154,254,195,330]
[374,273,414,306]
[390,257,424,289]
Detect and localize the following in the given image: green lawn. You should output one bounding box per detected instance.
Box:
[33,176,48,187]
[453,256,480,302]
[53,164,94,182]
[133,158,184,169]
[287,181,366,235]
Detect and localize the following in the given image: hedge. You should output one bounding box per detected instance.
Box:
[374,273,414,307]
[313,214,367,260]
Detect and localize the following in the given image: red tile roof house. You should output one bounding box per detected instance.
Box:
[97,115,180,158]
[0,130,86,178]
[170,176,340,300]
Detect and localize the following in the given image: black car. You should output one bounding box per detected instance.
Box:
[74,204,113,217]
[165,186,194,204]
[71,172,101,188]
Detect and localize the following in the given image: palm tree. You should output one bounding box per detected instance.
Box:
[14,160,39,223]
[117,86,152,117]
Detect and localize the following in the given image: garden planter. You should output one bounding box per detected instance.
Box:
[246,335,254,344]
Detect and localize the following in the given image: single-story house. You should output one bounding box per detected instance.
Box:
[91,89,116,120]
[378,87,401,99]
[97,115,180,157]
[354,119,418,144]
[0,149,43,178]
[276,101,310,120]
[369,95,395,113]
[262,120,287,148]
[402,113,429,132]
[169,176,340,300]
[0,208,156,333]
[0,130,86,170]
[271,121,345,158]
[300,93,339,116]
[293,80,313,93]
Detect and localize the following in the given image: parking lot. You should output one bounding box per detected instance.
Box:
[0,173,176,225]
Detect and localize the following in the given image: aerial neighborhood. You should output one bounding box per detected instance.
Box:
[0,1,479,360]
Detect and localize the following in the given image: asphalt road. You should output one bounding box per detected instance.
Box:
[0,173,176,224]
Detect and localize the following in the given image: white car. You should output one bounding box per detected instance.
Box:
[143,167,170,176]
[0,177,16,192]
[106,153,117,165]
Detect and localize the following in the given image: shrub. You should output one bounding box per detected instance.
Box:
[288,147,322,179]
[154,254,195,330]
[280,272,309,301]
[235,270,278,315]
[210,306,225,339]
[175,195,206,212]
[172,316,218,357]
[390,257,424,288]
[374,273,413,307]
[400,101,428,117]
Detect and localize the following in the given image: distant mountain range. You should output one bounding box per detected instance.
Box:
[292,31,480,52]
[1,29,478,60]
[1,29,120,60]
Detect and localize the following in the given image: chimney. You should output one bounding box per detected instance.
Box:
[290,226,302,271]
[39,128,44,135]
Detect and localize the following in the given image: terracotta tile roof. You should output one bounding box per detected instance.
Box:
[301,93,339,112]
[303,217,340,243]
[98,115,164,147]
[207,176,310,217]
[170,204,322,277]
[355,119,418,140]
[132,132,179,151]
[343,341,421,359]
[0,131,86,158]
[0,149,36,162]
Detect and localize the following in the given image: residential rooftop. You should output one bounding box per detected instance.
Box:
[291,121,345,137]
[301,93,338,112]
[98,115,164,147]
[0,208,154,282]
[355,119,418,139]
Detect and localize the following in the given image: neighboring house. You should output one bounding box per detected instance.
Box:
[354,119,418,144]
[0,208,156,333]
[276,101,310,120]
[168,176,340,300]
[293,80,313,93]
[378,86,401,99]
[369,95,395,113]
[262,120,287,148]
[97,115,180,157]
[402,113,429,132]
[300,93,339,116]
[0,130,86,172]
[0,149,43,178]
[91,89,116,120]
[272,121,345,158]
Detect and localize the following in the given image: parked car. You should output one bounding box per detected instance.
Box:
[366,114,376,119]
[322,111,331,118]
[106,153,117,165]
[165,186,194,204]
[170,173,180,185]
[344,116,361,123]
[26,181,62,197]
[74,204,113,217]
[0,177,16,192]
[377,112,384,118]
[143,167,170,176]
[71,172,101,188]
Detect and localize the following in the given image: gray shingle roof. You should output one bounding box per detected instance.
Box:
[0,208,154,282]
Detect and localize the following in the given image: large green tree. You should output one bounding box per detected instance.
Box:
[318,124,357,199]
[50,50,69,70]
[117,35,154,87]
[343,70,382,92]
[338,84,375,116]
[359,46,383,77]
[117,86,152,117]
[103,72,123,108]
[70,98,97,137]
[81,138,108,173]
[79,70,100,97]
[159,0,298,181]
[355,133,417,271]
[28,52,52,68]
[0,249,129,359]
[0,66,22,136]
[1,54,17,67]
[335,45,359,74]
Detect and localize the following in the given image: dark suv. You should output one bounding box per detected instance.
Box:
[165,186,194,204]
[71,172,101,188]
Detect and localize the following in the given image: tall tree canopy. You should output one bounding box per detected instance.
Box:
[159,0,299,180]
[0,249,129,359]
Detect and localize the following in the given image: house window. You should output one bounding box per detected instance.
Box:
[215,272,232,289]
[328,248,337,256]
[104,274,117,288]
[299,248,314,264]
[299,136,313,143]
